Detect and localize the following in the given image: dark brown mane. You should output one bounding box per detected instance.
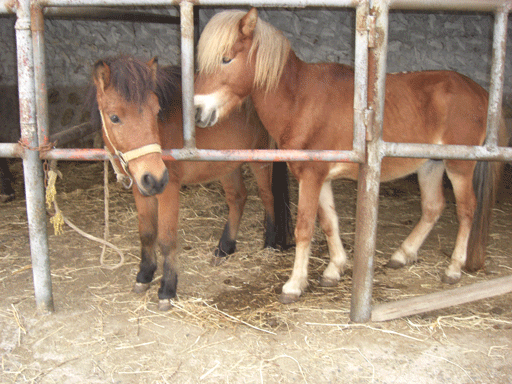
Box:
[88,55,182,129]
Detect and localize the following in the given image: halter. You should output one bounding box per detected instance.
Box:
[99,109,162,189]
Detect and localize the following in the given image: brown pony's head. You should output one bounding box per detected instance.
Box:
[92,55,180,196]
[194,8,290,127]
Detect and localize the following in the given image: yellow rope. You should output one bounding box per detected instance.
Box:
[45,160,125,269]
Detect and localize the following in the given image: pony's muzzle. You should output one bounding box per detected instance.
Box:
[194,94,219,128]
[138,168,169,196]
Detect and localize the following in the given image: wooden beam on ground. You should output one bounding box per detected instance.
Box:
[371,274,512,322]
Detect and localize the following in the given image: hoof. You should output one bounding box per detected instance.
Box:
[279,292,301,304]
[386,259,406,269]
[441,274,460,285]
[158,299,173,311]
[133,282,151,294]
[319,276,339,287]
[210,255,228,267]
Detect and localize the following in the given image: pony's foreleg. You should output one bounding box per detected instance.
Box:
[280,174,323,304]
[442,161,477,284]
[317,181,347,287]
[212,167,247,265]
[387,160,445,269]
[156,182,180,311]
[133,190,159,294]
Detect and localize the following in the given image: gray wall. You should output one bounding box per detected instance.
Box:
[1,7,511,141]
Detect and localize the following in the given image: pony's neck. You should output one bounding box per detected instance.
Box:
[251,51,304,149]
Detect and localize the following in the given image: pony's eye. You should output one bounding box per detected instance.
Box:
[110,115,121,124]
[222,57,232,64]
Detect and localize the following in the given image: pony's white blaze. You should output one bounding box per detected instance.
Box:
[194,92,224,127]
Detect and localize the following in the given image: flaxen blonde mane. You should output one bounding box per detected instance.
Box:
[197,10,291,93]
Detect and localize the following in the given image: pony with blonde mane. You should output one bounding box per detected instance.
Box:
[194,8,508,304]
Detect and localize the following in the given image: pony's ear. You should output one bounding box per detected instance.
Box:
[93,60,111,93]
[147,57,159,84]
[240,7,258,37]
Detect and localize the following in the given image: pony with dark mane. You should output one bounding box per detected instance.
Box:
[92,55,292,310]
[194,8,508,303]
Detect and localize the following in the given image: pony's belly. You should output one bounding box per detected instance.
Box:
[326,163,358,181]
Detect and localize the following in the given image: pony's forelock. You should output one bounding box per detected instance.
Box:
[197,10,290,93]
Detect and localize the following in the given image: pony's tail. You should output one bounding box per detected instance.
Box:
[271,161,294,250]
[466,116,508,271]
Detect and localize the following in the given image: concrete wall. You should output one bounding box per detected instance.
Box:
[1,7,511,143]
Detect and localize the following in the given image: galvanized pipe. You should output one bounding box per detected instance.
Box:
[16,0,54,313]
[383,141,512,161]
[0,143,23,158]
[43,6,180,23]
[350,0,389,323]
[352,2,369,157]
[31,4,50,148]
[42,147,365,162]
[37,0,362,8]
[180,1,196,149]
[390,0,512,11]
[485,8,509,149]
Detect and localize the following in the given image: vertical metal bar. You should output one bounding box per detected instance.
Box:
[180,1,196,149]
[353,2,369,158]
[16,0,54,313]
[32,4,50,147]
[485,7,509,149]
[350,0,389,323]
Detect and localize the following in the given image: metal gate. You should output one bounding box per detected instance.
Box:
[1,0,511,322]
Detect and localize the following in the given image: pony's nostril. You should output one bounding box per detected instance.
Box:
[195,106,203,124]
[142,173,155,189]
[208,109,217,126]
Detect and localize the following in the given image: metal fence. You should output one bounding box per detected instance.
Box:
[1,0,511,321]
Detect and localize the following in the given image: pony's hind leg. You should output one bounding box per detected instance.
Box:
[317,181,347,287]
[133,190,159,294]
[156,182,180,311]
[212,167,247,265]
[387,160,446,269]
[442,160,477,284]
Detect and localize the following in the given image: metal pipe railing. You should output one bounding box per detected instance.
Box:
[16,0,54,313]
[3,0,511,320]
[180,1,196,149]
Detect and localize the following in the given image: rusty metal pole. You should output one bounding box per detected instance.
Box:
[180,0,196,150]
[350,0,389,323]
[352,2,370,159]
[485,7,509,149]
[16,0,54,313]
[31,4,50,148]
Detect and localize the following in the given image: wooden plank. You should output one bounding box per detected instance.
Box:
[371,274,512,322]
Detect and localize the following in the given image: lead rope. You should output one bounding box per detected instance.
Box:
[45,159,125,270]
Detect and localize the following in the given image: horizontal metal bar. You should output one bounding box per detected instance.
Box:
[35,0,512,11]
[42,148,366,162]
[382,141,512,161]
[389,0,512,11]
[37,0,361,8]
[43,6,180,23]
[0,143,23,158]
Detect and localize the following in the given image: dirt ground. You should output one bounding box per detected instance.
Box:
[1,159,511,384]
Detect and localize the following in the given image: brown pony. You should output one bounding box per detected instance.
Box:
[194,8,507,303]
[92,55,292,310]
